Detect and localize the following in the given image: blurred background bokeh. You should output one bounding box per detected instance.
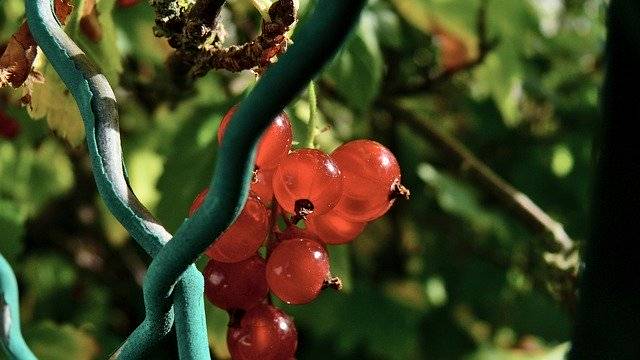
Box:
[1,0,606,358]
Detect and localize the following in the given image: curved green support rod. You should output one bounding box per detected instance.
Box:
[122,0,367,357]
[1,254,37,360]
[24,0,209,358]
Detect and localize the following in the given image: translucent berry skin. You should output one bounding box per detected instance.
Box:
[266,238,330,304]
[227,304,297,360]
[306,210,366,245]
[203,256,268,311]
[331,140,401,222]
[251,168,275,205]
[272,149,343,217]
[218,106,292,170]
[189,189,269,263]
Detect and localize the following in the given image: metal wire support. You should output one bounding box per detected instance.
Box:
[1,254,37,360]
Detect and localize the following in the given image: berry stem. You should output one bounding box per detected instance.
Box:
[322,276,343,291]
[304,81,319,148]
[390,179,411,200]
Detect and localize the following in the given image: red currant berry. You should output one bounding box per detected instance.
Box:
[227,304,297,360]
[203,256,268,311]
[266,238,330,304]
[194,192,268,263]
[0,111,21,139]
[331,140,401,222]
[250,168,275,205]
[117,0,140,7]
[218,106,292,170]
[272,149,343,218]
[306,210,366,245]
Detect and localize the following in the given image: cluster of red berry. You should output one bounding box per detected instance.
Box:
[189,106,408,359]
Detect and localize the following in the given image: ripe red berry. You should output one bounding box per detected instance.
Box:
[266,238,330,304]
[272,149,343,218]
[203,256,269,311]
[227,304,297,360]
[189,189,269,263]
[117,0,140,7]
[250,168,275,205]
[305,210,366,245]
[218,106,292,170]
[0,111,21,139]
[331,140,401,222]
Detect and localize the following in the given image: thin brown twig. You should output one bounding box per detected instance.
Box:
[380,99,574,253]
[378,98,578,303]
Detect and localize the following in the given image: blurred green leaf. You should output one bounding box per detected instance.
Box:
[466,341,570,360]
[155,104,223,231]
[0,139,73,215]
[27,56,86,145]
[205,301,230,359]
[417,162,509,240]
[69,0,122,85]
[327,245,352,291]
[473,42,524,126]
[24,321,100,360]
[391,0,480,53]
[325,11,383,112]
[0,199,25,263]
[22,254,77,300]
[282,283,422,359]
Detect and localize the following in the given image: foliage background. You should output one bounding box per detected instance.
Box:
[1,0,605,358]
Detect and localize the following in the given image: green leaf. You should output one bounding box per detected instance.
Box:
[472,42,524,126]
[327,245,352,291]
[466,342,570,360]
[0,199,26,263]
[24,321,100,360]
[325,13,383,112]
[280,283,422,359]
[69,0,122,85]
[127,149,164,210]
[391,0,480,55]
[27,55,86,145]
[369,0,403,49]
[416,163,509,240]
[205,301,230,359]
[21,254,77,300]
[155,103,225,231]
[0,139,74,215]
[27,0,121,145]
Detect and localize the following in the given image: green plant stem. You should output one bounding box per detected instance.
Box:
[305,81,318,148]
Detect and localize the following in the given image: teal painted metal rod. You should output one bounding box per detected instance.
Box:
[126,0,366,356]
[129,0,367,357]
[24,0,208,358]
[0,254,37,360]
[7,0,369,359]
